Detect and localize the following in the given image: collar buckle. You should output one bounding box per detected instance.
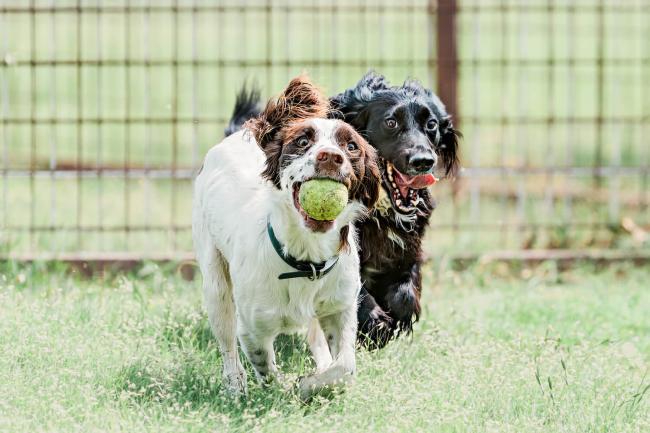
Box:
[308,263,318,281]
[267,217,339,281]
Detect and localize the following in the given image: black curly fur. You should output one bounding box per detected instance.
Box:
[224,83,262,137]
[331,71,460,348]
[331,71,460,177]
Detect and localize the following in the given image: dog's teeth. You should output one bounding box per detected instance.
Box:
[396,199,402,205]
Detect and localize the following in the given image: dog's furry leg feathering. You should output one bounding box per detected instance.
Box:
[198,247,248,395]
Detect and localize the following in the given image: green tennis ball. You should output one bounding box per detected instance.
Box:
[299,179,348,221]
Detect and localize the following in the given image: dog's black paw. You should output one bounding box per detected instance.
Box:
[384,282,420,335]
[357,305,394,350]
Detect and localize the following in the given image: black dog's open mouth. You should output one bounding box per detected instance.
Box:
[292,180,343,233]
[381,159,437,214]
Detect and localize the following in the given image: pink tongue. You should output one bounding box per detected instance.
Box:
[394,171,437,198]
[408,174,437,189]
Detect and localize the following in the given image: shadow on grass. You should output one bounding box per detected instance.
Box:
[157,309,314,368]
[112,309,321,420]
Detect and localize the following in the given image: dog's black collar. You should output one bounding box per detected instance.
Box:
[267,218,339,281]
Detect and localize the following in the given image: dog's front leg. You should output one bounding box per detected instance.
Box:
[384,264,422,333]
[238,329,279,384]
[357,285,394,349]
[307,318,333,373]
[298,307,356,400]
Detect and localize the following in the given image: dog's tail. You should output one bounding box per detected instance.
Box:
[224,83,262,137]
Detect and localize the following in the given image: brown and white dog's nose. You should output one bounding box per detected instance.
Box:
[316,149,344,171]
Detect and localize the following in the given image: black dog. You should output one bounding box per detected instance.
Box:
[225,72,460,348]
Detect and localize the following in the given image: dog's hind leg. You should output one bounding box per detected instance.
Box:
[201,248,247,396]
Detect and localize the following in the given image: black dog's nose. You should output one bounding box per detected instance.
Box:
[408,154,436,173]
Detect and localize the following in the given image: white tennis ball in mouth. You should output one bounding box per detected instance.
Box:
[298,179,348,221]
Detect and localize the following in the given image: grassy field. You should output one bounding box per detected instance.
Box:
[1,3,648,432]
[1,261,648,432]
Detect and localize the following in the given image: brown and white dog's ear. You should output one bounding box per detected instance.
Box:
[245,74,329,185]
[354,144,381,210]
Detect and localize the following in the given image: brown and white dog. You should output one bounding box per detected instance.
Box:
[192,76,380,398]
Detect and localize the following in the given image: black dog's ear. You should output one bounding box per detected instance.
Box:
[354,145,381,210]
[439,116,461,178]
[330,71,390,128]
[246,75,329,186]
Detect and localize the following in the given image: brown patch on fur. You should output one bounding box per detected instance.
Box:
[334,123,380,210]
[246,75,328,150]
[258,140,284,186]
[338,225,350,253]
[333,124,358,147]
[244,75,329,186]
[259,121,317,187]
[281,122,316,146]
[358,147,381,209]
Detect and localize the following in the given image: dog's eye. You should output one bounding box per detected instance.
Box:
[297,137,309,147]
[347,142,358,151]
[426,119,438,130]
[385,118,397,129]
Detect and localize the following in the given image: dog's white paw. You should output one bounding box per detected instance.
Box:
[222,366,248,397]
[298,364,353,401]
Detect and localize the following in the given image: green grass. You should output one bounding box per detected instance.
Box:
[1,261,648,432]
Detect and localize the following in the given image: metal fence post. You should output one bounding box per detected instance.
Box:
[434,0,461,226]
[435,0,459,123]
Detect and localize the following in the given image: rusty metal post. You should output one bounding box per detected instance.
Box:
[435,0,459,123]
[433,0,461,215]
[594,0,605,189]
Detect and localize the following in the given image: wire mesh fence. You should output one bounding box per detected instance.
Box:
[1,0,649,259]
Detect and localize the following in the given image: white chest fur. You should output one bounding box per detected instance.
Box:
[229,226,360,336]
